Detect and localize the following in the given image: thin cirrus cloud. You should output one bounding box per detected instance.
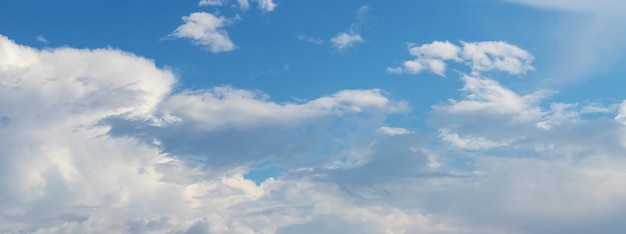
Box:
[168,12,235,53]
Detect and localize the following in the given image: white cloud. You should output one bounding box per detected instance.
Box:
[461,41,534,75]
[388,41,534,76]
[298,34,324,45]
[237,0,251,11]
[256,0,277,12]
[409,41,461,61]
[5,33,626,234]
[385,67,403,74]
[330,6,369,51]
[36,35,48,43]
[438,129,509,150]
[198,0,227,6]
[0,34,432,233]
[200,0,271,12]
[433,75,547,123]
[616,101,626,125]
[378,126,411,135]
[331,33,363,50]
[536,103,580,130]
[156,87,406,130]
[168,12,235,53]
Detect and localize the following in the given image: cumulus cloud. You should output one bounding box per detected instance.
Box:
[168,12,235,53]
[331,33,363,50]
[4,33,626,234]
[433,75,547,123]
[0,35,426,233]
[387,41,534,76]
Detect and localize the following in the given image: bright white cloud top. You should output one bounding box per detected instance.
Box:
[388,41,534,76]
[169,12,235,53]
[1,1,626,233]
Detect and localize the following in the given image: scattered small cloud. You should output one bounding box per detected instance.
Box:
[257,0,277,12]
[168,12,236,53]
[331,33,363,50]
[331,6,370,51]
[198,0,227,6]
[438,129,509,150]
[377,126,411,135]
[36,35,48,43]
[297,34,324,45]
[237,0,251,11]
[198,0,273,12]
[387,41,534,76]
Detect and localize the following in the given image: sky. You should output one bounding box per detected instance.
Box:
[1,0,626,233]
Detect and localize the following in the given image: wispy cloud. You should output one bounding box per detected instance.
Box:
[198,0,227,6]
[198,0,275,12]
[505,0,626,83]
[331,6,370,51]
[36,35,48,43]
[297,34,324,45]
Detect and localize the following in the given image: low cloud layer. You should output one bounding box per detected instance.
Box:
[2,33,626,234]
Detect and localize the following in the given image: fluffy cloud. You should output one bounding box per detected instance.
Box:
[388,41,534,76]
[433,75,547,123]
[256,0,277,12]
[0,35,427,233]
[4,33,626,234]
[331,33,363,50]
[168,12,235,53]
[461,41,534,75]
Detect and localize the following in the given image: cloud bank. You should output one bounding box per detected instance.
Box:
[3,33,626,234]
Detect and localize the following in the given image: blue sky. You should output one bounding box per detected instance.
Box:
[1,0,626,233]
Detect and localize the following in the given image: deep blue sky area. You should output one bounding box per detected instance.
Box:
[0,0,575,106]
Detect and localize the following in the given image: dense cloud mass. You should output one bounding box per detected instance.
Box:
[2,28,626,234]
